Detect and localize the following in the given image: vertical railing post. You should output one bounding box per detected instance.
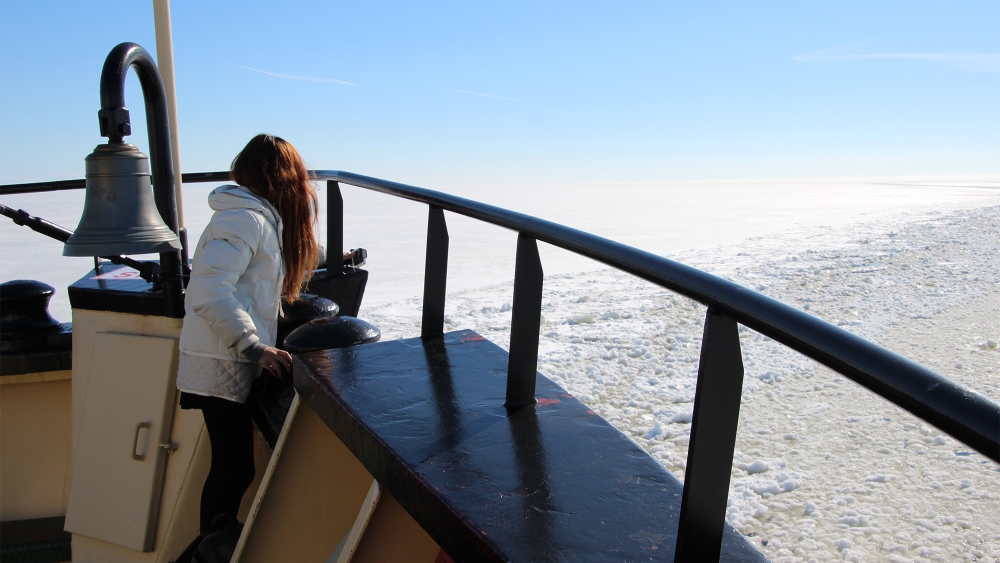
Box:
[505,233,543,409]
[421,206,449,339]
[327,180,343,276]
[674,309,745,563]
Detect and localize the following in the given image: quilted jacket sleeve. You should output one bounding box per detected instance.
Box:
[187,209,263,350]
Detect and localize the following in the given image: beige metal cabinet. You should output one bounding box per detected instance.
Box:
[65,332,179,552]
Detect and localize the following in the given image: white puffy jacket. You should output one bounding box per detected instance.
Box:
[176,185,284,403]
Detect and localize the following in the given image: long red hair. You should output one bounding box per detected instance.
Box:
[230,134,318,302]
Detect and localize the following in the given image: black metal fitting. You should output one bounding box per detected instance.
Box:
[4,206,30,226]
[97,107,131,142]
[0,203,73,242]
[135,260,162,284]
[98,42,185,317]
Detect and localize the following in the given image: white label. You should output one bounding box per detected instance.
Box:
[91,267,142,280]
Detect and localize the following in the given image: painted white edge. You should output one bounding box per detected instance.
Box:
[152,0,186,229]
[332,479,382,563]
[231,393,301,562]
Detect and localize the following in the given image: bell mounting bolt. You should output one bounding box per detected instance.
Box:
[98,108,131,142]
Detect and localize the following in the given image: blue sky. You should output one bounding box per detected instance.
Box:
[1,1,997,186]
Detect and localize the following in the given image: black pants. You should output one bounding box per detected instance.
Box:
[182,393,256,533]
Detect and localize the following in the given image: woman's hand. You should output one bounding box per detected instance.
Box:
[258,347,293,377]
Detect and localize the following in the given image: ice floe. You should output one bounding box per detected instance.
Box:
[368,204,1000,561]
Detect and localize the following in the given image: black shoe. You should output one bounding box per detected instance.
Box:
[193,513,244,563]
[170,532,207,563]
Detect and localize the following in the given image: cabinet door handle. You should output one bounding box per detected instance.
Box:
[131,421,152,461]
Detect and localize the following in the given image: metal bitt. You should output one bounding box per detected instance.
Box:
[505,234,544,410]
[675,309,745,562]
[91,42,185,318]
[327,181,343,275]
[421,206,449,339]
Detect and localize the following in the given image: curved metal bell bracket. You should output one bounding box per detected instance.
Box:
[63,42,186,318]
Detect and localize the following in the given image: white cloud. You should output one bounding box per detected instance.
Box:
[792,42,1000,72]
[454,89,523,102]
[236,65,357,85]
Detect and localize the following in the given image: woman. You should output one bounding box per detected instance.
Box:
[175,134,319,538]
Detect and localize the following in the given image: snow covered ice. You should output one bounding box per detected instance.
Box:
[2,179,999,561]
[364,196,1000,562]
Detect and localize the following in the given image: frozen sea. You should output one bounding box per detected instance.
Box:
[2,177,999,561]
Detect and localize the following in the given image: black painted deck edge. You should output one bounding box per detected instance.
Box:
[67,287,167,317]
[0,349,72,377]
[294,348,506,563]
[293,331,769,563]
[0,326,72,376]
[0,516,71,563]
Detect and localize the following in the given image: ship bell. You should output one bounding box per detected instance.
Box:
[63,143,181,257]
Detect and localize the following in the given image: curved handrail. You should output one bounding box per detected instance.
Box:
[316,170,1000,462]
[3,169,998,461]
[0,178,86,195]
[0,171,232,196]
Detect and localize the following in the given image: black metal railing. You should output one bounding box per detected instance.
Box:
[4,170,999,562]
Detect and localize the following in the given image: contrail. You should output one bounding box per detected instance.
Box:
[237,65,357,86]
[454,89,523,102]
[791,43,999,72]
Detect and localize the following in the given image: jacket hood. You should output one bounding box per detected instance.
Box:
[208,184,281,232]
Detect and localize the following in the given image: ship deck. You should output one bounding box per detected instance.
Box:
[293,329,768,562]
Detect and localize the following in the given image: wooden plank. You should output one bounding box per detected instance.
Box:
[234,395,376,563]
[326,480,381,563]
[350,493,442,563]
